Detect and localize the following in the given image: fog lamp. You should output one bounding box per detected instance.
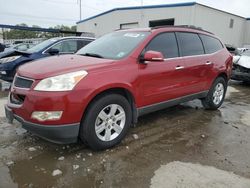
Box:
[31,111,63,121]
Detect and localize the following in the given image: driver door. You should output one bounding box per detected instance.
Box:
[138,32,187,107]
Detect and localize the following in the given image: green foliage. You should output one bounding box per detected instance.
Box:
[3,23,77,39]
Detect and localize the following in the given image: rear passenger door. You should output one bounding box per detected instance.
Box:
[176,32,208,94]
[199,34,224,88]
[138,32,187,106]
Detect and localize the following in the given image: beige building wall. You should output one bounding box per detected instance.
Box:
[243,20,250,47]
[193,4,246,47]
[77,3,249,47]
[77,6,194,37]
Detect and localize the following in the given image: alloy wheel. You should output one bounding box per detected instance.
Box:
[95,104,126,141]
[213,83,224,105]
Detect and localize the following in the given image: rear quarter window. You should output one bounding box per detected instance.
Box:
[199,34,224,54]
[176,32,204,57]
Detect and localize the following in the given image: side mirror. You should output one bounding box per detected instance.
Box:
[47,48,60,55]
[140,51,164,63]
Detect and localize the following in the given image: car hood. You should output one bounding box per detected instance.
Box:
[18,54,115,79]
[0,49,31,59]
[233,55,250,69]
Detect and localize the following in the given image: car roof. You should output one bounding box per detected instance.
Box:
[51,36,95,41]
[117,25,215,37]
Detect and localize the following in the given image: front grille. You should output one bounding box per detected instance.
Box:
[14,76,34,89]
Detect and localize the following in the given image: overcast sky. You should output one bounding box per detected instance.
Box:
[0,0,250,28]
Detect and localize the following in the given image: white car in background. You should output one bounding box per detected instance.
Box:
[232,50,250,84]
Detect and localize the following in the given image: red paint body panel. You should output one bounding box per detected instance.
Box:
[7,27,232,127]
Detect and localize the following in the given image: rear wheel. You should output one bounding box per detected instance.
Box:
[201,77,227,110]
[79,93,132,150]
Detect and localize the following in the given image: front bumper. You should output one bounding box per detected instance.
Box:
[5,105,80,144]
[231,69,250,82]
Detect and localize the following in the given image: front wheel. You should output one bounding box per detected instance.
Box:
[201,77,227,110]
[79,93,132,150]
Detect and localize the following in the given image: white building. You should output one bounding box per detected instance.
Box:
[77,2,250,47]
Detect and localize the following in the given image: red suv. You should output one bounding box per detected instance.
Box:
[5,26,232,150]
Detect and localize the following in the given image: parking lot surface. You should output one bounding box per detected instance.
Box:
[0,81,250,188]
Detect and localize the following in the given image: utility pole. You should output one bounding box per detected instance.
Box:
[78,0,82,20]
[140,0,144,23]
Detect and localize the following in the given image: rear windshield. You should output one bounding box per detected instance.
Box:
[77,31,150,60]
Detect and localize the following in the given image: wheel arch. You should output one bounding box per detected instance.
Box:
[82,85,138,126]
[217,72,228,82]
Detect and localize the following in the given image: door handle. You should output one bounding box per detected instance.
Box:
[205,61,213,65]
[175,66,184,70]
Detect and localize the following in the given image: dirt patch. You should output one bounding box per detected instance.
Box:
[151,161,250,188]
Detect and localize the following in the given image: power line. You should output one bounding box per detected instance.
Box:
[0,12,77,22]
[35,0,77,5]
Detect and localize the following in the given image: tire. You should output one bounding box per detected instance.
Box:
[201,77,227,110]
[79,93,132,150]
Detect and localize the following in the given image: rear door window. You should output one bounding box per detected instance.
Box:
[199,34,223,54]
[145,32,179,58]
[176,32,204,57]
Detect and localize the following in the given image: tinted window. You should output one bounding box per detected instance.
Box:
[199,34,223,54]
[50,40,78,53]
[145,32,179,58]
[177,32,204,56]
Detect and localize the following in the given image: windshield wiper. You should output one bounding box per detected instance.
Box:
[81,53,104,58]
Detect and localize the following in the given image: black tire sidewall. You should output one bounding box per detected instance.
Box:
[80,94,132,150]
[203,77,227,109]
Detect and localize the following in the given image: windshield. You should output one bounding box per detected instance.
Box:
[77,31,150,60]
[241,50,250,56]
[27,38,59,53]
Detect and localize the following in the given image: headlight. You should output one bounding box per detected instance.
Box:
[34,70,88,91]
[0,56,21,64]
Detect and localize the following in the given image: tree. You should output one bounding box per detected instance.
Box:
[4,23,77,39]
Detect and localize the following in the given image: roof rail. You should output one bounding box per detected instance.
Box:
[114,28,129,31]
[151,25,214,34]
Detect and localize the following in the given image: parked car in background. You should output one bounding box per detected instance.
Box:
[0,43,6,52]
[4,43,36,52]
[225,44,240,56]
[0,36,95,82]
[5,26,232,150]
[0,43,35,58]
[232,50,250,83]
[237,48,248,54]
